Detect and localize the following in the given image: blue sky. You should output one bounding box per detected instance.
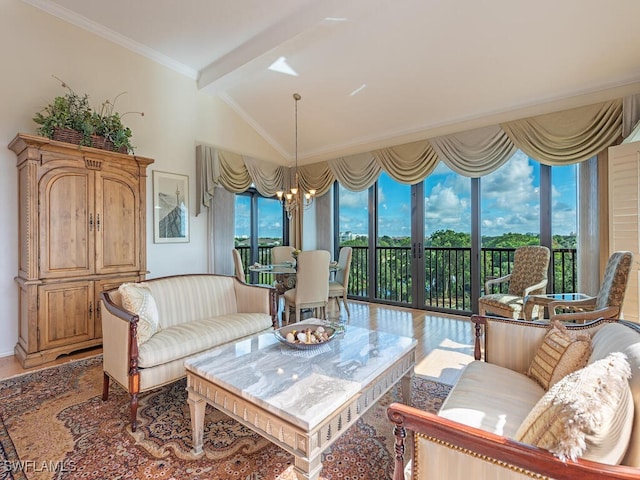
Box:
[340,150,577,238]
[237,150,578,239]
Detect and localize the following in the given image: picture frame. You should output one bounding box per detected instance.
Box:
[153,170,190,243]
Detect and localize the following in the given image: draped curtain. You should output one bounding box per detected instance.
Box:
[196,95,640,277]
[197,96,635,204]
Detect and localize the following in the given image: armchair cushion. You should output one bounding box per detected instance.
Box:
[515,352,633,464]
[527,320,592,390]
[439,361,545,437]
[119,283,160,345]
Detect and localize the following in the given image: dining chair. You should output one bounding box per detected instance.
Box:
[271,246,295,264]
[283,250,331,324]
[232,248,246,283]
[478,245,550,320]
[328,246,352,318]
[547,250,633,322]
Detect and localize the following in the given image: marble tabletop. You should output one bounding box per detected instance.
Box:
[184,320,416,430]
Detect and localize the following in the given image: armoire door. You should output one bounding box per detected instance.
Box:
[94,171,140,274]
[39,168,95,279]
[38,280,95,350]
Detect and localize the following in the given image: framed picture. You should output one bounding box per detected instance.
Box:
[153,170,190,243]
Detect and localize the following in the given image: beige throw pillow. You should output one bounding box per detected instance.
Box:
[528,320,591,390]
[118,283,160,345]
[515,352,633,463]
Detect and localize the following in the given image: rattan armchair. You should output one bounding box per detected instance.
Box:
[548,251,633,322]
[478,245,550,319]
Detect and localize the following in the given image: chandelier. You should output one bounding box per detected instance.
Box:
[276,93,316,219]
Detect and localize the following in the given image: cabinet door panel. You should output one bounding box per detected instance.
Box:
[39,169,94,278]
[95,173,140,273]
[39,281,94,350]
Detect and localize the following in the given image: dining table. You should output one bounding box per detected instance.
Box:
[249,261,340,295]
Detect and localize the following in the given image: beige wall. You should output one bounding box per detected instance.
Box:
[0,1,284,356]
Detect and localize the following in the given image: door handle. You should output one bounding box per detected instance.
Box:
[89,213,93,231]
[96,213,100,231]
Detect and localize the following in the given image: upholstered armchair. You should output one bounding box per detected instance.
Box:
[478,245,550,319]
[283,250,330,324]
[328,246,352,318]
[548,251,633,322]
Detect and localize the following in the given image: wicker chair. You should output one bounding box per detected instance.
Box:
[547,250,633,322]
[478,245,550,320]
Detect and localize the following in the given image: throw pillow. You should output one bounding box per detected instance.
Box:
[118,283,160,345]
[515,352,633,463]
[527,320,592,390]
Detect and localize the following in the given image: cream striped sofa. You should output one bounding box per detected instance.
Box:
[388,316,640,479]
[100,274,277,431]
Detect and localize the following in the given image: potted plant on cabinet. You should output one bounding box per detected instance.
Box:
[33,77,141,154]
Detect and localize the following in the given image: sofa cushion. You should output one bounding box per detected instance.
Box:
[439,361,545,438]
[588,322,640,467]
[515,352,633,464]
[527,320,591,390]
[119,283,160,345]
[137,313,273,368]
[143,275,239,329]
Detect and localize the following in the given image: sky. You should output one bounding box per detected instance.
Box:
[340,150,578,238]
[236,150,578,240]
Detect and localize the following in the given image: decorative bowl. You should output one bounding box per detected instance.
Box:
[274,323,337,350]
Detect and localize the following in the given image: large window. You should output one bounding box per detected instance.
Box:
[234,190,285,283]
[551,164,578,293]
[334,151,580,314]
[337,185,369,296]
[424,163,472,310]
[480,151,541,292]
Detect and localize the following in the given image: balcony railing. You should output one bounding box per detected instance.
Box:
[236,245,577,314]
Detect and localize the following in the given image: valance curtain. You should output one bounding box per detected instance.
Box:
[501,100,623,165]
[197,95,638,209]
[430,125,516,177]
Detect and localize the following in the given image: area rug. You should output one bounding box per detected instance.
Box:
[0,356,451,480]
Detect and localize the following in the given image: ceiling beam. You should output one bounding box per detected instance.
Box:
[197,0,348,90]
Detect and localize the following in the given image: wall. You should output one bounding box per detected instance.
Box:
[0,1,284,357]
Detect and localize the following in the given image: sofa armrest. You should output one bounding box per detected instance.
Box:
[387,402,640,480]
[100,290,139,394]
[233,279,278,328]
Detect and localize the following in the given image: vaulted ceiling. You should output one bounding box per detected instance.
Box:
[25,0,640,164]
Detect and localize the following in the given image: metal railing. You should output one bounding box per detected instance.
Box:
[236,245,577,314]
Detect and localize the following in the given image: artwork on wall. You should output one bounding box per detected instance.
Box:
[153,170,189,243]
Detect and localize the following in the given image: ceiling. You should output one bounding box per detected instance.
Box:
[25,0,640,165]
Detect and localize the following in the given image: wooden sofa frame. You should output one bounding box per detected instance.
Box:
[387,315,640,480]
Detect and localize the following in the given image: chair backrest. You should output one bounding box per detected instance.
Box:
[595,251,633,309]
[295,250,331,304]
[231,249,246,283]
[271,246,295,264]
[334,246,353,287]
[507,245,550,296]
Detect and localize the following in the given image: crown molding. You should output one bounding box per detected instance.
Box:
[21,0,198,80]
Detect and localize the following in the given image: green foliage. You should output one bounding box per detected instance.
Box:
[428,229,471,247]
[33,88,94,145]
[33,77,141,153]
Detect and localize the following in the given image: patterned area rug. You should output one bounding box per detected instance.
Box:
[0,356,451,480]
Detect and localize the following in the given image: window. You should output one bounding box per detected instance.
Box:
[234,190,285,283]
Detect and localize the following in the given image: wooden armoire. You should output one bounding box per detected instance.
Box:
[8,133,154,367]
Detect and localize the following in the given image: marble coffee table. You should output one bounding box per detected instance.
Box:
[184,319,417,480]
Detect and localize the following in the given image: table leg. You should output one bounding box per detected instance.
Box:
[187,390,206,455]
[293,454,322,480]
[401,370,413,405]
